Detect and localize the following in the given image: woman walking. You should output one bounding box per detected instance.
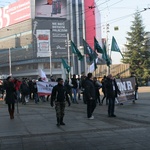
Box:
[3,76,16,119]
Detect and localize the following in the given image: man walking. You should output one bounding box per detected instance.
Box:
[51,78,71,126]
[84,73,96,119]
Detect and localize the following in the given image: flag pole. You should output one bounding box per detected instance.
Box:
[67,33,71,80]
[106,24,110,75]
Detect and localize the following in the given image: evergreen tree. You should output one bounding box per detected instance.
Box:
[122,10,150,85]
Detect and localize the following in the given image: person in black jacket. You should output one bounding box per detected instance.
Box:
[3,76,16,119]
[51,78,71,126]
[71,74,78,104]
[105,74,120,117]
[32,79,38,104]
[20,79,30,105]
[101,75,108,105]
[84,73,96,119]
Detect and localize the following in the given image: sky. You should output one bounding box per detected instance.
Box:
[0,0,150,64]
[97,0,150,64]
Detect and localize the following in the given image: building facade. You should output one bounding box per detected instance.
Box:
[0,0,101,79]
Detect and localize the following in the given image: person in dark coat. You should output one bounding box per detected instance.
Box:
[32,79,38,104]
[101,75,108,105]
[105,74,121,117]
[51,78,71,126]
[71,74,78,104]
[84,73,96,119]
[3,76,16,119]
[20,79,30,105]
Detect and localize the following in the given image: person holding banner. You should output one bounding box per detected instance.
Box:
[105,74,120,117]
[50,78,71,126]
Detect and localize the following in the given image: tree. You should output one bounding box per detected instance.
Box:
[122,10,150,85]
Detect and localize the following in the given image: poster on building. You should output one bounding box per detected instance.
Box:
[35,0,67,18]
[36,30,51,57]
[51,20,68,57]
[0,0,31,29]
[116,77,136,103]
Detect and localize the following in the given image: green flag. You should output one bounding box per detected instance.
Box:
[94,37,103,54]
[111,36,123,57]
[71,40,84,61]
[102,41,111,67]
[61,58,71,73]
[83,39,98,63]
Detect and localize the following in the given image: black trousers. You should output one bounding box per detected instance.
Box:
[87,99,96,118]
[8,103,15,112]
[108,97,115,116]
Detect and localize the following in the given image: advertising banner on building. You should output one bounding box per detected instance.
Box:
[34,19,69,58]
[36,30,51,57]
[35,0,67,18]
[51,20,69,57]
[0,0,31,29]
[116,77,136,103]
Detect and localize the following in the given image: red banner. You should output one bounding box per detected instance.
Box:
[0,0,31,29]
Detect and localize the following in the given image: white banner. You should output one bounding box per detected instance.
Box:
[36,81,57,95]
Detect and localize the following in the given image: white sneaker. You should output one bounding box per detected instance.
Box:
[88,115,94,120]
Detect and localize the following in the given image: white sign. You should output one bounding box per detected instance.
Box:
[36,81,57,95]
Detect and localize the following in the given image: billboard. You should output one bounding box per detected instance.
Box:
[34,19,69,58]
[37,30,51,57]
[35,0,67,18]
[0,0,31,29]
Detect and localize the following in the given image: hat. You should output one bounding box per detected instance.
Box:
[57,78,63,82]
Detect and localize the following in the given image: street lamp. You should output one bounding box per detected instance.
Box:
[49,47,52,77]
[9,48,12,76]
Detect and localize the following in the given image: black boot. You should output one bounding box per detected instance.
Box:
[9,109,12,119]
[11,109,14,119]
[60,117,65,125]
[56,117,60,126]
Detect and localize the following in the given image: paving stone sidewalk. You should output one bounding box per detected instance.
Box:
[0,87,150,150]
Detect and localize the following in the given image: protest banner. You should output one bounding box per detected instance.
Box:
[116,77,136,103]
[36,81,57,96]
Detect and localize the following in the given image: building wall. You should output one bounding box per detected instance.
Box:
[0,0,103,79]
[95,64,130,78]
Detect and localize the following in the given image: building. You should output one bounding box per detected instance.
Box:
[0,0,101,79]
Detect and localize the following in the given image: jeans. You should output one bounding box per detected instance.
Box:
[72,88,78,103]
[34,93,38,103]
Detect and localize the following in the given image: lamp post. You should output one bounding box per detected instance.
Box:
[9,48,12,76]
[49,47,52,77]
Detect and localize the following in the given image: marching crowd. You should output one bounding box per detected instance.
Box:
[0,73,122,125]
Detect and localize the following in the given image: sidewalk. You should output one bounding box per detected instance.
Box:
[0,87,150,150]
